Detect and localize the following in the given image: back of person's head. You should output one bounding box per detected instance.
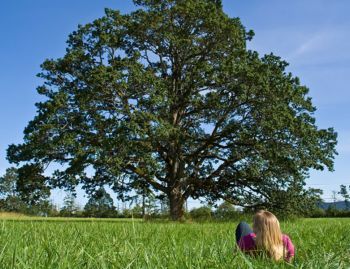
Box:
[253,210,284,261]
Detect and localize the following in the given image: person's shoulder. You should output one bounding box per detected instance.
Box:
[282,234,292,242]
[282,234,295,250]
[282,233,295,260]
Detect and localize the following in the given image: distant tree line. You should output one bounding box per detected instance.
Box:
[311,184,350,218]
[0,168,238,219]
[1,167,349,219]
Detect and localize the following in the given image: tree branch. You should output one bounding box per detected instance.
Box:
[125,164,167,193]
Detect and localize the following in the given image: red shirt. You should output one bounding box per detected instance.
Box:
[238,233,295,262]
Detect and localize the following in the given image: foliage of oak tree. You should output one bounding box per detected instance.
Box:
[7,0,337,220]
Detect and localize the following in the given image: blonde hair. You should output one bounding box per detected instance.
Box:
[253,210,284,261]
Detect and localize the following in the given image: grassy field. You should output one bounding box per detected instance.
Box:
[0,217,349,269]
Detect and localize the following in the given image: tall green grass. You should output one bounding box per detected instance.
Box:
[0,218,349,268]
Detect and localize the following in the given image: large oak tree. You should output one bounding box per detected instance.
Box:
[7,0,337,220]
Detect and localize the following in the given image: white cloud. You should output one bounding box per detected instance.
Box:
[287,31,329,60]
[285,27,350,66]
[248,26,350,69]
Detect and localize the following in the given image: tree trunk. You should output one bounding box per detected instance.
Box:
[142,193,145,218]
[169,188,185,221]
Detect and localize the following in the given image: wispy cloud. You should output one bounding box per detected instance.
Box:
[285,28,350,65]
[287,31,329,60]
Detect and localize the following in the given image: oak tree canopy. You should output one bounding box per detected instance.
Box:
[7,0,337,220]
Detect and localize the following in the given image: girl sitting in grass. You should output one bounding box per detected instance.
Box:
[236,210,295,262]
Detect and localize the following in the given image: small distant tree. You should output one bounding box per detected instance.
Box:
[0,168,52,215]
[190,205,212,220]
[338,185,350,210]
[0,168,18,198]
[159,195,170,216]
[214,201,237,219]
[132,189,160,218]
[130,204,143,218]
[26,199,58,216]
[144,193,159,216]
[331,190,338,205]
[121,207,132,218]
[84,187,117,218]
[60,192,80,217]
[0,168,23,212]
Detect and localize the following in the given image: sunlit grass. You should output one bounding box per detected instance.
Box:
[0,218,349,268]
[0,213,142,222]
[0,212,29,219]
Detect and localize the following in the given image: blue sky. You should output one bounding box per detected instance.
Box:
[0,0,349,207]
